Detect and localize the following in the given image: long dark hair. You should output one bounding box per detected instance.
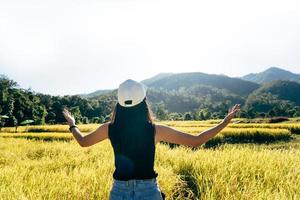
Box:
[110,97,154,125]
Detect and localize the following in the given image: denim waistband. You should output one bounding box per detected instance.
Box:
[110,177,163,200]
[113,178,157,187]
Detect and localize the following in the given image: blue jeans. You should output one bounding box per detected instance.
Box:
[109,178,164,200]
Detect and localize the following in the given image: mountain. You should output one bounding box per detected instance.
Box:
[1,70,300,125]
[77,70,300,118]
[78,73,173,98]
[82,72,259,115]
[146,85,245,113]
[84,72,259,98]
[142,73,173,85]
[79,89,112,98]
[143,72,260,96]
[247,80,300,106]
[242,67,300,84]
[245,80,300,116]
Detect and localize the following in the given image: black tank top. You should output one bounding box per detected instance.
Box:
[108,103,158,181]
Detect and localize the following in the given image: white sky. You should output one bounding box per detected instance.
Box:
[0,0,300,96]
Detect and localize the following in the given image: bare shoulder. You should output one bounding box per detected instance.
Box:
[153,123,176,143]
[153,123,197,147]
[80,122,110,147]
[153,123,168,134]
[98,122,110,132]
[101,122,110,128]
[153,123,167,129]
[91,122,110,137]
[154,123,176,133]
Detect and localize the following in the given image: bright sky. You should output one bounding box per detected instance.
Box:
[0,0,300,96]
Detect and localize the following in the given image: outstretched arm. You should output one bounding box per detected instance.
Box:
[155,104,240,148]
[62,108,109,147]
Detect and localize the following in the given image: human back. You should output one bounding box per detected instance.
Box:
[63,78,239,200]
[108,99,158,181]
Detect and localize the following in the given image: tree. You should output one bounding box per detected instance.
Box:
[82,117,89,124]
[195,108,211,120]
[0,115,8,131]
[7,116,18,131]
[0,75,18,107]
[184,112,193,120]
[69,106,82,124]
[155,104,168,120]
[33,105,48,125]
[293,110,300,117]
[7,96,15,117]
[168,112,182,121]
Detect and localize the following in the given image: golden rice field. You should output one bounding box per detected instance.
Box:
[0,121,300,200]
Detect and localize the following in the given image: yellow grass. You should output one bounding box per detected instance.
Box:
[2,121,300,134]
[0,138,299,200]
[0,128,292,145]
[0,121,299,199]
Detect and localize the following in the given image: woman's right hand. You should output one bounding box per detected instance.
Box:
[223,104,241,123]
[62,108,76,126]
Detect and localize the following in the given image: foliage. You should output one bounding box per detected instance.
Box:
[0,133,300,199]
[1,75,300,125]
[0,76,116,126]
[245,80,300,118]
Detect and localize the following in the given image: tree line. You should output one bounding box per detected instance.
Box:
[1,75,299,127]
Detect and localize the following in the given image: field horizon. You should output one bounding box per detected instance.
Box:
[1,119,300,199]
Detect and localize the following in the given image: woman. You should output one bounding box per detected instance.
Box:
[62,79,240,200]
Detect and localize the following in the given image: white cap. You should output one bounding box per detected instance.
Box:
[117,79,147,107]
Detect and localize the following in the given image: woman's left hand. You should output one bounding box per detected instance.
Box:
[224,104,241,123]
[62,108,76,126]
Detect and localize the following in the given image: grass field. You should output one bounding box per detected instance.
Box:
[0,121,300,200]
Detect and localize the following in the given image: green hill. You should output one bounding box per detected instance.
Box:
[143,72,260,96]
[141,73,173,85]
[242,67,300,84]
[260,80,300,105]
[79,89,112,98]
[1,71,300,126]
[245,80,300,117]
[86,72,300,118]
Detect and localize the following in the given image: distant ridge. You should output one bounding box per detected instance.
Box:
[242,67,300,84]
[79,89,112,98]
[83,71,260,98]
[2,67,300,121]
[142,73,173,85]
[143,72,259,96]
[79,67,300,100]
